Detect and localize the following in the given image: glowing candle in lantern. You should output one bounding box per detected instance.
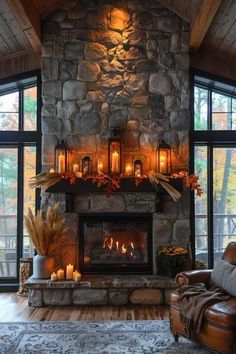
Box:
[49,168,55,173]
[58,154,65,173]
[74,272,81,281]
[51,272,57,281]
[73,163,79,173]
[125,163,132,176]
[57,268,64,280]
[111,151,119,173]
[98,161,103,174]
[66,264,74,280]
[159,151,167,174]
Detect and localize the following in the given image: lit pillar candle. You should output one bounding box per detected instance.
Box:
[51,272,57,281]
[160,151,167,174]
[58,154,65,173]
[125,163,132,176]
[111,151,119,173]
[73,270,78,280]
[57,268,64,280]
[74,272,81,281]
[73,163,79,173]
[98,161,103,174]
[66,264,74,280]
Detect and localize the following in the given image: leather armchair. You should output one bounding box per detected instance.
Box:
[170,242,236,354]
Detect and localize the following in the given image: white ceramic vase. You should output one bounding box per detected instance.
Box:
[33,255,54,279]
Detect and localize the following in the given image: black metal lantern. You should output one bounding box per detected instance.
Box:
[156,140,172,175]
[54,139,68,173]
[134,159,143,177]
[81,156,92,175]
[108,129,122,175]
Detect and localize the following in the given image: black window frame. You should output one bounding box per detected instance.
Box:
[190,69,236,268]
[0,70,41,290]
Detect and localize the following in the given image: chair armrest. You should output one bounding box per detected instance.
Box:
[175,269,212,286]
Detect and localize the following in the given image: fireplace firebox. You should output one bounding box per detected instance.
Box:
[79,214,152,274]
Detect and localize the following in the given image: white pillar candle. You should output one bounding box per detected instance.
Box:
[51,272,57,281]
[125,163,132,176]
[74,272,81,281]
[66,264,74,280]
[73,163,79,173]
[57,268,64,280]
[73,270,78,280]
[111,151,119,173]
[98,161,103,174]
[58,154,65,173]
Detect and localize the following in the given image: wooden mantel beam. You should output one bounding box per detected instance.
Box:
[190,0,223,52]
[7,0,41,54]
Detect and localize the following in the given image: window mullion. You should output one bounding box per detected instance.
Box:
[207,144,214,268]
[16,144,24,282]
[19,87,24,131]
[208,89,212,131]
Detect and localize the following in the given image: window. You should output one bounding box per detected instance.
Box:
[0,71,41,285]
[192,72,236,268]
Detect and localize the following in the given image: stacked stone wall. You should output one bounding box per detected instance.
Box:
[41,0,190,273]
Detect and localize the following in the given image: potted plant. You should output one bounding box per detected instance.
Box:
[24,203,69,279]
[157,245,188,278]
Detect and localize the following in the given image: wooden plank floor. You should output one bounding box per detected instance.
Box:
[0,293,170,322]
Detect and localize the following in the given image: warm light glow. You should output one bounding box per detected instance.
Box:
[125,163,132,175]
[73,163,79,173]
[111,151,119,173]
[159,151,167,174]
[57,268,64,280]
[131,242,134,249]
[74,272,81,281]
[116,241,119,251]
[51,272,57,281]
[66,264,74,280]
[98,161,103,174]
[122,244,127,254]
[58,154,65,173]
[49,168,55,173]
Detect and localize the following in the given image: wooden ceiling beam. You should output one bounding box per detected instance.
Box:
[6,0,41,54]
[190,0,223,52]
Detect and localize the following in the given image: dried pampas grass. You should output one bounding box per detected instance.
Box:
[148,171,181,202]
[24,203,70,256]
[29,172,61,192]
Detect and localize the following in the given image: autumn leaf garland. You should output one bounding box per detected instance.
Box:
[29,170,203,201]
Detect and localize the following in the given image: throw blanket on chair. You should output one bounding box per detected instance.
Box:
[177,282,230,336]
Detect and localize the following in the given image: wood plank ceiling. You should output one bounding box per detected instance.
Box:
[0,0,236,80]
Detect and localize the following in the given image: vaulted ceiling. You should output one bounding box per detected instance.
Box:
[0,0,236,80]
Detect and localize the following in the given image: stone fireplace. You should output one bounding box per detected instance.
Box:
[40,0,190,277]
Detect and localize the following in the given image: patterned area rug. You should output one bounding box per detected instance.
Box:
[0,320,210,354]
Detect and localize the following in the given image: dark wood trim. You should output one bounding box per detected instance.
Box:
[46,177,183,194]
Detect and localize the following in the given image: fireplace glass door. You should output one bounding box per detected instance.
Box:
[79,214,152,273]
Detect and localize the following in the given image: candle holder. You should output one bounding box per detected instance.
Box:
[54,139,68,173]
[81,156,92,176]
[108,128,122,175]
[134,159,143,177]
[156,140,172,175]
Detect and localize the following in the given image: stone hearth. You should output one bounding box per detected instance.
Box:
[26,275,176,306]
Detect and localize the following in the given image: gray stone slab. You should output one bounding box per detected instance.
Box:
[43,289,73,306]
[109,291,129,305]
[73,289,108,305]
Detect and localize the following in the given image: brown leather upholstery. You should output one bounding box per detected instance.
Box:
[175,269,212,285]
[170,242,236,354]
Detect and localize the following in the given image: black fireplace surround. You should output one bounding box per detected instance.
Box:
[79,214,153,274]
